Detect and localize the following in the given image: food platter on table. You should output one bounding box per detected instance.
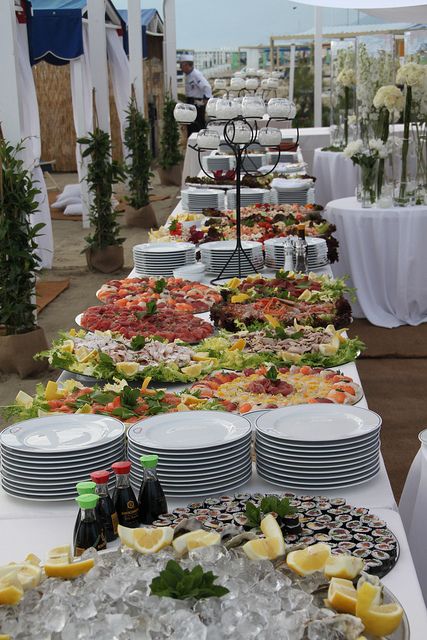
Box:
[95,276,222,313]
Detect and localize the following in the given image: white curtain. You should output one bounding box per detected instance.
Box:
[16,23,54,269]
[69,24,93,228]
[106,28,131,158]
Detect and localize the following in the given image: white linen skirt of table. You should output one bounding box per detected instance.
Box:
[313,149,357,207]
[326,197,427,327]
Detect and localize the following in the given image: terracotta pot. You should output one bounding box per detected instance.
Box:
[123,203,158,229]
[86,245,124,273]
[158,162,183,186]
[0,326,49,378]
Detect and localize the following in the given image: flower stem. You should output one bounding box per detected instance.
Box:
[344,86,349,147]
[400,85,412,200]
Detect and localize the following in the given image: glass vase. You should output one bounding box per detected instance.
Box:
[359,162,378,208]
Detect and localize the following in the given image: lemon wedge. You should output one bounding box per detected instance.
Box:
[133,527,174,554]
[15,390,34,409]
[229,338,246,351]
[298,289,313,302]
[44,381,65,401]
[324,554,364,580]
[118,524,136,549]
[356,582,403,636]
[231,293,249,303]
[286,542,331,576]
[176,403,191,411]
[260,514,285,545]
[327,577,357,614]
[25,553,41,566]
[116,362,139,377]
[0,584,23,605]
[193,352,210,360]
[61,339,75,353]
[226,277,241,289]
[264,314,280,328]
[75,403,92,414]
[1,564,42,591]
[242,537,284,561]
[181,363,203,377]
[186,531,221,551]
[47,545,72,564]
[44,559,95,579]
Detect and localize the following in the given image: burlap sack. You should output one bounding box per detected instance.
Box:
[158,163,183,187]
[0,327,49,378]
[86,245,124,273]
[124,203,158,229]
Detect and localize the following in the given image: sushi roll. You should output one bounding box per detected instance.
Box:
[305,508,323,518]
[234,514,249,528]
[173,507,190,515]
[306,522,328,534]
[194,509,210,516]
[283,492,296,500]
[372,528,393,537]
[317,515,333,524]
[234,493,251,502]
[204,498,221,507]
[281,513,301,529]
[364,558,383,574]
[329,528,352,542]
[352,526,372,534]
[374,535,395,545]
[299,502,316,511]
[195,515,210,523]
[204,521,222,531]
[300,495,315,501]
[370,519,387,529]
[152,519,174,527]
[356,541,374,550]
[331,547,346,555]
[353,548,370,560]
[336,514,352,524]
[350,507,369,518]
[375,542,396,554]
[289,499,302,508]
[354,533,373,543]
[284,534,300,544]
[371,550,390,565]
[314,533,331,543]
[360,513,377,524]
[188,502,204,510]
[317,502,331,512]
[329,498,347,507]
[346,521,362,531]
[338,541,356,551]
[300,536,316,546]
[217,514,234,523]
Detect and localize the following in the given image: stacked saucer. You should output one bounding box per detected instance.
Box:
[127,411,252,497]
[241,154,267,172]
[227,188,270,209]
[0,415,125,501]
[265,237,329,270]
[267,151,299,164]
[205,155,235,172]
[270,178,312,205]
[181,188,225,213]
[200,240,264,278]
[133,242,196,277]
[255,405,382,490]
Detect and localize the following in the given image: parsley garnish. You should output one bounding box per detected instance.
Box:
[266,366,278,381]
[150,560,229,600]
[130,335,146,351]
[154,278,166,294]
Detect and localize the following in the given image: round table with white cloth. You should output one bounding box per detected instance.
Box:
[326,197,427,328]
[313,148,357,207]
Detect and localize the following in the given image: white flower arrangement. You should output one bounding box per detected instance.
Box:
[343,138,388,162]
[357,42,395,121]
[396,63,427,88]
[343,139,364,159]
[373,85,405,113]
[337,68,356,88]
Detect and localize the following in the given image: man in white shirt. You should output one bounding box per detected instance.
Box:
[179,54,212,134]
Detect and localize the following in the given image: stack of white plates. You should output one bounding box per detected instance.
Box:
[0,415,125,501]
[259,162,307,175]
[227,188,270,209]
[133,242,196,277]
[267,151,298,164]
[127,411,252,497]
[200,240,264,277]
[241,154,267,172]
[204,155,235,172]
[181,188,225,213]
[265,236,329,270]
[270,178,312,205]
[255,405,382,490]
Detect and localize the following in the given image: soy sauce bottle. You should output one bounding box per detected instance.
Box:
[138,455,168,525]
[74,494,107,556]
[90,470,118,542]
[111,461,140,528]
[73,481,97,550]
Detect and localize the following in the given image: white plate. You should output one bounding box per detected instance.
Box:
[128,411,251,451]
[1,437,124,461]
[255,430,380,452]
[157,465,252,489]
[255,456,379,479]
[254,442,379,464]
[0,415,125,453]
[201,240,262,252]
[130,458,252,483]
[255,405,381,443]
[0,446,126,472]
[149,468,253,495]
[257,466,380,490]
[133,242,194,254]
[0,471,117,490]
[1,483,77,502]
[127,436,252,459]
[127,445,250,470]
[1,478,79,497]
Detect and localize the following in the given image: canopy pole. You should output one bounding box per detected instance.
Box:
[270,37,274,71]
[72,58,91,229]
[128,0,144,113]
[163,0,177,98]
[289,43,296,102]
[87,0,110,132]
[314,6,322,127]
[0,0,22,144]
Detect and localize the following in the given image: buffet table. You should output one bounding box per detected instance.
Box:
[313,148,357,207]
[326,197,427,327]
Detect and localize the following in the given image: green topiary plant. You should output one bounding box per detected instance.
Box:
[124,93,153,209]
[0,136,44,336]
[159,94,183,170]
[78,128,126,250]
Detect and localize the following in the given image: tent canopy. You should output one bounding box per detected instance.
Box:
[293,0,426,7]
[29,0,126,65]
[117,9,163,57]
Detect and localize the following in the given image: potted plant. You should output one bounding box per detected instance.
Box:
[79,128,126,272]
[0,135,48,377]
[123,93,157,228]
[158,94,183,186]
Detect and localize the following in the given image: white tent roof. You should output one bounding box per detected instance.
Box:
[293,0,426,8]
[365,7,427,22]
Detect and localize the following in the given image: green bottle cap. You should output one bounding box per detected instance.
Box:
[140,454,158,469]
[76,481,96,495]
[76,494,99,509]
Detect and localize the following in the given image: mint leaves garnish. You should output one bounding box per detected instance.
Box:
[150,560,229,600]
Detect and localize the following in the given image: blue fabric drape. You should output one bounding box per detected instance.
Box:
[30,9,83,65]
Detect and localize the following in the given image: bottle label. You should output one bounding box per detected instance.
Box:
[111,511,119,534]
[120,499,139,525]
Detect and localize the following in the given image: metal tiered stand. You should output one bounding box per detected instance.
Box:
[174,97,298,284]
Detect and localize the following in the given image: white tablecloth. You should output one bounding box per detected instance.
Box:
[326,197,427,328]
[313,149,357,207]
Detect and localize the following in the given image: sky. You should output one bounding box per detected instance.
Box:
[114,0,377,49]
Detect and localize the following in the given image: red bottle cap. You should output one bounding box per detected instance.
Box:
[90,470,110,484]
[112,461,131,475]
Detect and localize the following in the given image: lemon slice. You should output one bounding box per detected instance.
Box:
[298,289,313,302]
[172,532,195,554]
[226,277,241,289]
[74,347,90,362]
[324,554,364,580]
[133,527,174,554]
[75,403,92,414]
[0,584,23,605]
[15,390,34,409]
[264,314,280,328]
[118,524,136,549]
[356,581,403,637]
[0,564,42,591]
[193,352,210,361]
[229,338,246,351]
[44,381,65,401]
[186,531,221,551]
[327,577,357,614]
[318,338,340,356]
[242,537,284,561]
[286,543,331,576]
[44,559,95,579]
[260,514,286,548]
[25,553,41,566]
[61,339,75,353]
[181,363,203,377]
[141,376,152,390]
[47,545,72,562]
[231,293,250,303]
[116,362,139,376]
